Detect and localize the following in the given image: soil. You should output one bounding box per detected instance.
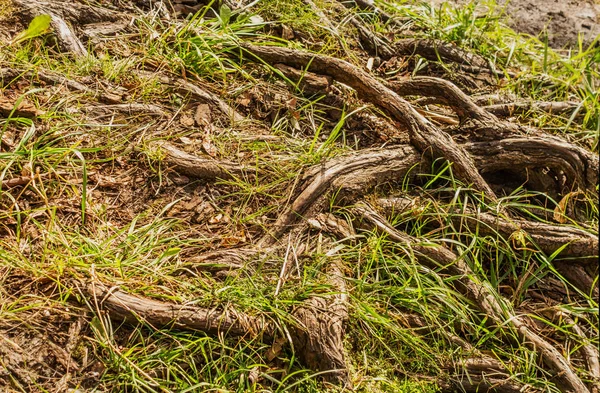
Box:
[429,0,600,48]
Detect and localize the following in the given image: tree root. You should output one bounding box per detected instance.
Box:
[173,248,266,278]
[48,12,88,57]
[258,145,422,245]
[273,63,333,95]
[388,76,495,122]
[472,94,582,116]
[439,373,533,393]
[309,209,539,393]
[388,77,597,195]
[151,141,250,180]
[347,14,395,58]
[377,195,598,296]
[484,101,581,117]
[0,68,124,104]
[13,0,124,25]
[291,261,349,385]
[561,313,600,393]
[3,3,596,391]
[376,196,598,262]
[243,45,597,198]
[393,39,491,70]
[12,0,128,57]
[352,202,591,393]
[86,267,351,385]
[241,43,497,199]
[465,137,598,194]
[442,358,537,393]
[86,282,275,339]
[82,103,167,118]
[386,76,597,195]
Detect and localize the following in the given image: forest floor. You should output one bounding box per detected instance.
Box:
[0,0,598,392]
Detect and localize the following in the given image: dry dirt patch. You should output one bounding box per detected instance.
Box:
[428,0,599,48]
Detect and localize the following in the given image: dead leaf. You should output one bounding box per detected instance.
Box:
[201,124,217,157]
[553,190,583,223]
[286,97,297,110]
[236,92,252,107]
[265,337,286,361]
[202,139,217,157]
[179,114,195,127]
[281,24,295,40]
[209,213,223,224]
[21,162,33,177]
[194,104,212,127]
[366,57,375,71]
[180,195,204,211]
[220,234,245,247]
[0,96,45,118]
[290,116,301,131]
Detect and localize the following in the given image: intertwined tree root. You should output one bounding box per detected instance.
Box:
[147,46,597,391]
[92,40,597,387]
[3,0,599,392]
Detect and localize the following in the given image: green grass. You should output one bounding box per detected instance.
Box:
[0,0,597,392]
[384,0,600,148]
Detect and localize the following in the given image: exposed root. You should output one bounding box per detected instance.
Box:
[152,141,250,180]
[83,103,167,118]
[465,137,598,194]
[378,195,598,296]
[484,101,582,117]
[388,76,495,122]
[442,357,539,393]
[173,248,266,278]
[348,15,395,58]
[86,265,350,385]
[440,373,533,393]
[48,12,88,57]
[377,196,598,262]
[561,313,600,393]
[291,261,349,385]
[274,63,333,95]
[241,44,497,198]
[1,175,34,189]
[259,145,422,245]
[394,39,491,69]
[2,1,597,390]
[472,94,582,116]
[171,78,246,123]
[352,203,591,393]
[86,282,275,339]
[0,67,124,104]
[13,0,124,25]
[307,212,357,241]
[388,78,597,195]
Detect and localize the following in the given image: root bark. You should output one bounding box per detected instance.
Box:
[241,43,498,198]
[352,203,591,393]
